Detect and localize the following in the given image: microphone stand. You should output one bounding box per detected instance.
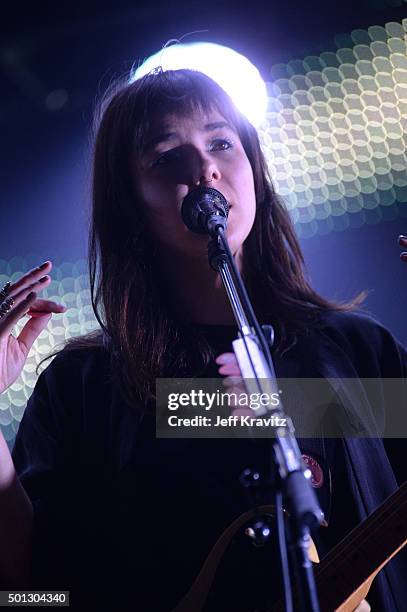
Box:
[208,228,324,612]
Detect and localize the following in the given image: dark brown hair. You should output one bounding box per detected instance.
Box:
[62,69,364,408]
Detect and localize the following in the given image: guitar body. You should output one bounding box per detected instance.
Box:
[172,505,284,612]
[173,482,407,612]
[314,481,407,611]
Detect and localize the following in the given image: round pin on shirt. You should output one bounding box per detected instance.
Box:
[302,453,324,488]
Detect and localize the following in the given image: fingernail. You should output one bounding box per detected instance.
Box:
[26,291,36,301]
[39,275,49,283]
[38,261,51,269]
[216,354,235,364]
[398,235,407,241]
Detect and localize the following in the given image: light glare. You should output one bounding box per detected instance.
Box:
[132,42,268,127]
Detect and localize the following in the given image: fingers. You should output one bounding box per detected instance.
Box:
[221,376,256,418]
[399,235,407,262]
[27,298,67,318]
[216,352,242,376]
[1,295,66,335]
[0,259,67,336]
[352,599,371,612]
[17,313,53,355]
[222,375,244,388]
[7,261,52,297]
[0,262,54,323]
[9,272,52,306]
[0,291,39,336]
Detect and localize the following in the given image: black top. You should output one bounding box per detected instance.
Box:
[10,311,407,611]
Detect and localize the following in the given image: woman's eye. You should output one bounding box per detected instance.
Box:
[151,150,180,168]
[210,138,234,151]
[151,139,233,168]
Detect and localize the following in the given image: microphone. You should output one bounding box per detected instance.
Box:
[181,186,229,237]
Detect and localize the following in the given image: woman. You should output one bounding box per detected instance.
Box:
[0,69,406,611]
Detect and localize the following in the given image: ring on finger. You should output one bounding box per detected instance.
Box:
[0,296,15,319]
[0,281,11,303]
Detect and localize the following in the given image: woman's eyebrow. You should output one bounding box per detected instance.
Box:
[142,121,235,155]
[143,132,177,154]
[204,121,235,132]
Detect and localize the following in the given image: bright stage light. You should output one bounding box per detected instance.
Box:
[131,42,268,127]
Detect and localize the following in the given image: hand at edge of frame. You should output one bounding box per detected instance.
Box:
[0,261,67,394]
[399,235,407,262]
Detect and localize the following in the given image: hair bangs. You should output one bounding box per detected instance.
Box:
[131,69,242,157]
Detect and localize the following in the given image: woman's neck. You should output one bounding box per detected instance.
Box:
[155,246,244,325]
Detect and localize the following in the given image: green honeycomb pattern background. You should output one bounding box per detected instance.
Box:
[261,18,407,238]
[1,18,407,443]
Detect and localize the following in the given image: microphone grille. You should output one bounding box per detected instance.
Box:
[181,186,229,234]
[194,186,229,214]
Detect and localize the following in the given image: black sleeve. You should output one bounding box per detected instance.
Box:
[11,354,84,590]
[347,314,407,486]
[319,310,407,378]
[10,347,149,610]
[318,311,407,485]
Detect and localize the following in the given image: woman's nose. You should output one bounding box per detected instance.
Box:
[194,154,221,186]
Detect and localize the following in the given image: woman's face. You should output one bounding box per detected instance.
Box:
[133,107,256,259]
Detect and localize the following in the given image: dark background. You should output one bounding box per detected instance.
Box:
[1,0,407,344]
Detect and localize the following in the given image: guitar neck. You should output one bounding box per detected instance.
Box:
[314,481,407,611]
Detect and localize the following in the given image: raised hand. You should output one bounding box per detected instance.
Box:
[215,351,241,377]
[215,351,258,416]
[0,261,66,394]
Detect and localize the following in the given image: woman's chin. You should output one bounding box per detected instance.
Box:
[224,227,247,257]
